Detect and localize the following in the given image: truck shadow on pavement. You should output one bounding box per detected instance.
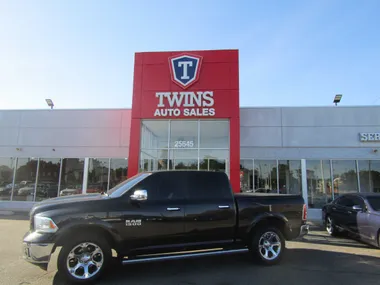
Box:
[52,247,380,285]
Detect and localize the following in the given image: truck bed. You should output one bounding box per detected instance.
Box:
[234,192,306,240]
[235,192,304,203]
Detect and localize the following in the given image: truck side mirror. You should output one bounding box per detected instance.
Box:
[130,189,148,202]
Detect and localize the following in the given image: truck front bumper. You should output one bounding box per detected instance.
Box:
[22,242,54,264]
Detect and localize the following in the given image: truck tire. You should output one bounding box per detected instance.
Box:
[57,234,112,283]
[250,226,285,265]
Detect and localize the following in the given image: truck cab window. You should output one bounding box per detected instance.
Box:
[131,175,158,200]
[156,172,186,200]
[133,172,186,201]
[187,171,231,200]
[108,173,150,198]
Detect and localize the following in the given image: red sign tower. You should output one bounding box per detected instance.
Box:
[128,49,240,193]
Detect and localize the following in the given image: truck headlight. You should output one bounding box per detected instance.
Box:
[34,216,58,233]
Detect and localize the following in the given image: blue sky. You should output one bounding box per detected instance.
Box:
[1,0,379,109]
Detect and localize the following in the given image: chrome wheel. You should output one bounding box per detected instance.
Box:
[326,217,333,234]
[258,231,282,261]
[66,242,104,280]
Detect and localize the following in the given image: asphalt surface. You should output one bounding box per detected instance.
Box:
[1,213,380,285]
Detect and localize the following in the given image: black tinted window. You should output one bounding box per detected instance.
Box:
[156,172,186,200]
[187,172,231,200]
[367,197,380,211]
[131,175,158,200]
[336,196,355,207]
[108,173,150,197]
[351,196,365,208]
[132,172,186,201]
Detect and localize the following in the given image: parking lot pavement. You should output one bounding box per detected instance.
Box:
[1,216,380,285]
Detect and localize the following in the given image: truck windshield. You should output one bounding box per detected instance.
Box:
[108,173,151,198]
[367,197,380,211]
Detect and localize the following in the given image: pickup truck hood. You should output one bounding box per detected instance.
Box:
[38,193,106,204]
[30,194,109,216]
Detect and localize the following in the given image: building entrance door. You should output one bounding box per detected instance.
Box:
[139,119,230,175]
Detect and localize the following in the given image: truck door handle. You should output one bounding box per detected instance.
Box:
[167,207,180,211]
[218,205,230,209]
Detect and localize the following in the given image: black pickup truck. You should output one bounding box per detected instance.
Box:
[23,170,308,283]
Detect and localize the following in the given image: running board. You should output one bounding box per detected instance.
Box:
[122,248,249,265]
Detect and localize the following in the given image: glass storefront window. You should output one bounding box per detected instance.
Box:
[240,159,253,193]
[278,160,302,195]
[254,160,277,193]
[13,158,38,201]
[204,159,227,173]
[306,160,333,208]
[87,158,109,194]
[141,120,169,149]
[36,158,61,201]
[0,158,16,201]
[172,159,198,170]
[199,120,229,148]
[170,121,198,148]
[140,119,230,174]
[199,149,229,160]
[140,149,168,171]
[358,160,380,193]
[109,158,128,189]
[4,155,374,203]
[332,160,358,196]
[169,150,198,170]
[60,158,84,196]
[199,150,228,173]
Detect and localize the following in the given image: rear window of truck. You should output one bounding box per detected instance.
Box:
[186,171,231,200]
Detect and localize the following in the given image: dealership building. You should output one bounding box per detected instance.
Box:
[1,49,380,221]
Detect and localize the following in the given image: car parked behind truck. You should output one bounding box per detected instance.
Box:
[23,170,309,283]
[322,193,380,247]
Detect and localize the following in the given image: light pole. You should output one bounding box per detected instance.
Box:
[45,99,54,109]
[333,94,342,106]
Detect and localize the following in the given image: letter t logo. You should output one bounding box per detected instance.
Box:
[178,61,193,79]
[169,54,203,89]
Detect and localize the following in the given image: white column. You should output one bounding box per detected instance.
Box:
[83,158,89,194]
[330,160,334,200]
[276,160,280,194]
[107,158,111,191]
[33,158,41,202]
[57,158,63,196]
[356,160,361,192]
[10,158,17,201]
[301,159,308,207]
